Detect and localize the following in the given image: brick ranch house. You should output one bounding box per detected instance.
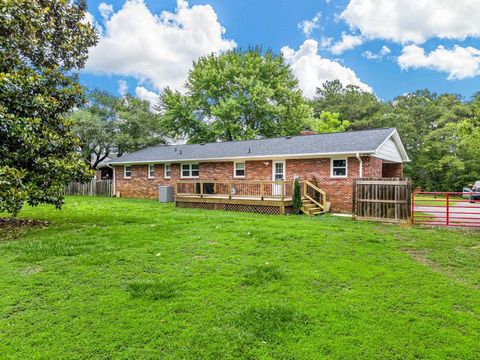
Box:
[104,128,409,214]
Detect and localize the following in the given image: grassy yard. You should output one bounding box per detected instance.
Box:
[1,197,479,359]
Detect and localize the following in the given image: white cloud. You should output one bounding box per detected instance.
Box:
[281,39,372,98]
[135,86,160,107]
[85,0,236,92]
[117,80,129,96]
[98,3,113,22]
[330,33,363,54]
[341,0,480,44]
[298,12,321,37]
[398,44,480,80]
[363,45,391,60]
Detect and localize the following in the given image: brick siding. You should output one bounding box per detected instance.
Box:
[113,156,403,213]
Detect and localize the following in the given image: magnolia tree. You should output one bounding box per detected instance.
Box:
[0,0,98,215]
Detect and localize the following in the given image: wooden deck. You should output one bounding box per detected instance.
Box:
[174,180,325,215]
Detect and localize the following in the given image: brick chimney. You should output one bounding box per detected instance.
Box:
[299,130,317,136]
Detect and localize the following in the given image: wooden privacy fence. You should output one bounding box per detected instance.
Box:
[64,179,113,197]
[353,178,412,223]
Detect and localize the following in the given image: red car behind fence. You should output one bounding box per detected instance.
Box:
[412,192,480,228]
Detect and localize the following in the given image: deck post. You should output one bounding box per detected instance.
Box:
[200,181,203,198]
[281,181,285,202]
[228,181,232,199]
[260,181,264,200]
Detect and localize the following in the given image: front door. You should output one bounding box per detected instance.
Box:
[272,161,285,196]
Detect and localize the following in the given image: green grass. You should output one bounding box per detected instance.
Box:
[414,195,463,206]
[0,196,479,359]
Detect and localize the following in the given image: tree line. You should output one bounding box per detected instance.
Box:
[74,58,480,193]
[1,0,478,215]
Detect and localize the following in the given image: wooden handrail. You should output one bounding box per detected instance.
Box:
[304,180,327,211]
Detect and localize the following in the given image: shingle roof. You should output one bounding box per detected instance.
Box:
[107,128,398,164]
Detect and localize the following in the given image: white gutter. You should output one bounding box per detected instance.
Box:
[356,153,363,178]
[106,164,116,196]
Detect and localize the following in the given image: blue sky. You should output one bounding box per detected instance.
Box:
[82,0,480,102]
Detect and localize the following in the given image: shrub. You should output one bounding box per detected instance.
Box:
[293,178,302,215]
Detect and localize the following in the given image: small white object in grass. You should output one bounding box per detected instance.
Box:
[156,252,161,257]
[215,225,220,229]
[247,232,251,236]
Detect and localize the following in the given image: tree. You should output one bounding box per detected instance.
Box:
[307,111,349,133]
[160,49,313,143]
[312,80,381,128]
[0,0,98,215]
[71,90,165,169]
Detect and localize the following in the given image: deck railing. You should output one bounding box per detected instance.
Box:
[175,180,294,201]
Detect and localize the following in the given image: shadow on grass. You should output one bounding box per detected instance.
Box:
[242,264,285,286]
[235,303,310,343]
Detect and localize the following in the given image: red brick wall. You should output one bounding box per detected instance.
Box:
[113,156,394,213]
[382,163,403,178]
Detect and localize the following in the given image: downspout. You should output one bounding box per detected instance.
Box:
[106,164,116,197]
[356,153,363,178]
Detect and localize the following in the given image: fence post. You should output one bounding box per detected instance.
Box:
[411,192,415,224]
[446,193,449,226]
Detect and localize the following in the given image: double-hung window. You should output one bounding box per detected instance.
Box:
[234,162,245,178]
[148,164,155,178]
[124,165,132,179]
[164,163,171,179]
[181,163,199,178]
[331,159,347,178]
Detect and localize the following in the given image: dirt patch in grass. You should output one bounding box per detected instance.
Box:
[402,248,438,269]
[0,218,49,242]
[402,248,478,290]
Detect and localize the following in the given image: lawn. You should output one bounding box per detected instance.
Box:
[1,197,479,359]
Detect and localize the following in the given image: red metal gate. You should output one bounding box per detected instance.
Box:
[412,192,480,228]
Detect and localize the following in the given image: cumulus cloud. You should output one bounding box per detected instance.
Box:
[98,3,113,22]
[330,33,363,54]
[85,0,236,92]
[341,0,480,44]
[363,45,391,60]
[281,39,372,98]
[398,45,480,80]
[135,86,160,108]
[298,12,321,37]
[117,80,129,96]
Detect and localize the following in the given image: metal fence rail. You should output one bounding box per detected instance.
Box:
[64,179,113,197]
[412,192,480,228]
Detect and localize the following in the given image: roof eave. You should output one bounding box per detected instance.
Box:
[105,150,377,165]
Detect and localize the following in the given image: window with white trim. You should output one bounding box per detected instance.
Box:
[124,165,132,178]
[181,163,199,178]
[234,162,245,178]
[148,164,155,178]
[331,159,347,178]
[164,163,171,178]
